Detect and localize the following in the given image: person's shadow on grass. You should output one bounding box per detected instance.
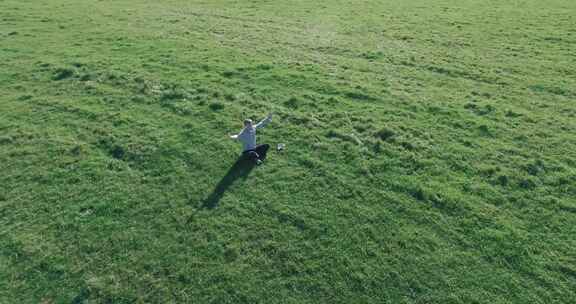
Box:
[201,157,255,209]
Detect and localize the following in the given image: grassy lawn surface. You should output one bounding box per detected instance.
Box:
[1,0,575,303]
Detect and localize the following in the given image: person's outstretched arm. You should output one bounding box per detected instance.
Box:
[255,113,273,129]
[230,129,245,139]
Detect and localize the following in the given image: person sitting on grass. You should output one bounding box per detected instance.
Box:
[229,113,273,165]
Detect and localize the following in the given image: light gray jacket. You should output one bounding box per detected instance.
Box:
[231,116,272,151]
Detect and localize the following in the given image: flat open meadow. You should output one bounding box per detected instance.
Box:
[1,0,575,303]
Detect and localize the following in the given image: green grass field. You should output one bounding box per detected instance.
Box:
[1,0,575,303]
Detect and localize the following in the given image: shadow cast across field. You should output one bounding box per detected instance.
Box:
[201,157,255,209]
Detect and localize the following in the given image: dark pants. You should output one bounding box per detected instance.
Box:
[243,144,270,162]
